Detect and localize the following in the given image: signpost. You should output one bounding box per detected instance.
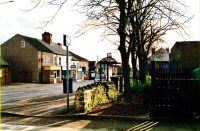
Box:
[63,34,71,112]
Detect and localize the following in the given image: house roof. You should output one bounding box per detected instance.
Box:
[172,41,200,49]
[18,34,68,56]
[99,57,119,64]
[148,47,169,62]
[3,34,89,61]
[69,51,88,61]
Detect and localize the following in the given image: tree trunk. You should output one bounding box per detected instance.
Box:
[131,54,137,80]
[138,56,146,83]
[123,60,131,100]
[117,0,131,101]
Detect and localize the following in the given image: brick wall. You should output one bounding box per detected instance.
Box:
[2,35,39,82]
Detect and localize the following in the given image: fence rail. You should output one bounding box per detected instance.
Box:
[154,68,194,80]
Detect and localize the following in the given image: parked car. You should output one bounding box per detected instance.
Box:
[94,74,106,84]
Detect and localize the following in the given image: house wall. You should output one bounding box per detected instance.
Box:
[170,42,200,68]
[1,35,39,82]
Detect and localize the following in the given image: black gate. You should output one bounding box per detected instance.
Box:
[150,61,200,117]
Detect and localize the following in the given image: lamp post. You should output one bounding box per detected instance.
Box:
[63,34,71,112]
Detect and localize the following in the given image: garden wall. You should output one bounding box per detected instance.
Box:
[74,82,119,113]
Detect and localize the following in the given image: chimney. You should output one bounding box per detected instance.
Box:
[42,32,52,44]
[107,53,112,58]
[57,43,62,47]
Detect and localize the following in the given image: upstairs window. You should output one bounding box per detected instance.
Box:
[21,41,26,48]
[59,57,61,65]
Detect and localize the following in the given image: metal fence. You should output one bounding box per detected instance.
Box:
[150,61,200,118]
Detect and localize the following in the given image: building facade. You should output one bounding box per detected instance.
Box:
[1,32,89,83]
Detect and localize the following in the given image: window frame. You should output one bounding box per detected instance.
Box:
[21,41,26,48]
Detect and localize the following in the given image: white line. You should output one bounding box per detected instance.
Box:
[133,122,154,131]
[127,121,150,131]
[140,122,159,131]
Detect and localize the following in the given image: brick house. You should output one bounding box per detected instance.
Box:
[1,32,71,83]
[170,41,200,68]
[70,51,89,81]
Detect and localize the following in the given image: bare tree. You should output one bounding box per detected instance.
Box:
[75,0,133,100]
[26,0,192,100]
[128,0,192,82]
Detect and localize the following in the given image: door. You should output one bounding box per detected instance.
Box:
[54,71,57,83]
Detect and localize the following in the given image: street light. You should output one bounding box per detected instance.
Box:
[0,0,14,4]
[63,34,71,113]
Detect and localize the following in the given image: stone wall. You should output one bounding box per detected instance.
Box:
[74,82,119,113]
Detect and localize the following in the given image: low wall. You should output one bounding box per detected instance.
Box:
[74,82,119,113]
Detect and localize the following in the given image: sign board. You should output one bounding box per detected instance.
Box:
[78,68,82,72]
[91,72,95,77]
[70,65,76,68]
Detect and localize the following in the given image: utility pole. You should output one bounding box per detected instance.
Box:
[63,34,69,112]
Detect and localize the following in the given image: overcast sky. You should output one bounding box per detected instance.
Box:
[0,0,199,61]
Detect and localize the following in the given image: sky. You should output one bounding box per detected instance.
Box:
[0,0,200,62]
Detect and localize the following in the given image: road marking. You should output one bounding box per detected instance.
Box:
[1,123,44,131]
[127,121,159,131]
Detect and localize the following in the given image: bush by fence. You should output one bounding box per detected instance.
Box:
[74,82,119,113]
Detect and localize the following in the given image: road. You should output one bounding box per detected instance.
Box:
[2,115,200,131]
[1,81,200,131]
[2,80,93,104]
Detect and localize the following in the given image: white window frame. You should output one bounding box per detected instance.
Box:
[21,41,26,48]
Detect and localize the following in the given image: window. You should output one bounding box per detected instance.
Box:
[59,57,61,65]
[54,56,57,65]
[21,41,26,48]
[57,70,60,77]
[42,56,46,63]
[46,57,51,63]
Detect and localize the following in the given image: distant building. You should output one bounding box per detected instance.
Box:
[70,51,89,81]
[148,47,170,69]
[170,41,200,68]
[1,32,89,83]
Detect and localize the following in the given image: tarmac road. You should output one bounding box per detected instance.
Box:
[2,114,200,131]
[1,80,93,104]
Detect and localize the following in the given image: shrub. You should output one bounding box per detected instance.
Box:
[130,74,151,95]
